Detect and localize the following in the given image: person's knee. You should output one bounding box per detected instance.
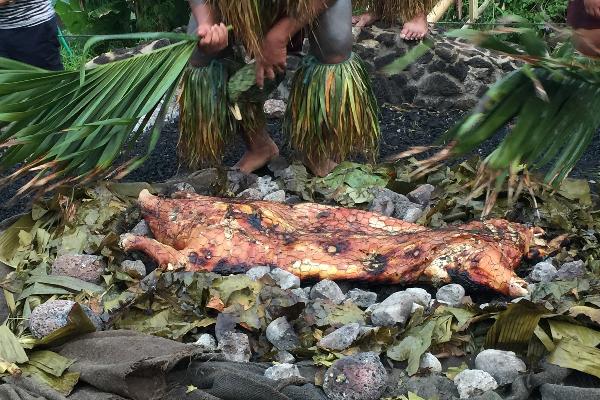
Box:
[573,29,600,57]
[309,0,353,64]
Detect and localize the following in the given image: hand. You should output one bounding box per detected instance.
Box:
[0,0,15,6]
[584,0,600,18]
[196,23,229,55]
[255,30,288,89]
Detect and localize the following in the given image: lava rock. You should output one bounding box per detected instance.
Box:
[407,184,435,206]
[422,73,462,96]
[130,220,151,237]
[264,99,286,119]
[402,207,423,223]
[369,188,414,219]
[29,300,102,339]
[530,261,558,283]
[275,350,296,364]
[237,188,264,200]
[194,333,217,351]
[368,292,414,327]
[265,363,302,380]
[470,393,503,400]
[475,349,526,386]
[419,353,442,373]
[263,190,286,203]
[269,268,301,290]
[172,182,195,193]
[246,266,271,281]
[454,369,498,399]
[266,317,300,351]
[256,176,280,197]
[556,260,586,280]
[227,170,257,194]
[346,289,378,308]
[539,383,600,400]
[119,260,146,278]
[310,280,345,304]
[396,374,459,400]
[291,288,309,303]
[405,288,432,307]
[51,254,106,284]
[318,323,361,351]
[323,352,388,400]
[217,332,251,362]
[436,284,466,306]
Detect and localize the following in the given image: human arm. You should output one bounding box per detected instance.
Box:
[188,0,229,55]
[584,0,600,18]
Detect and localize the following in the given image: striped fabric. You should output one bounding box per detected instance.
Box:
[0,0,55,29]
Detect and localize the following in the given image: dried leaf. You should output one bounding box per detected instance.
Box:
[568,306,600,326]
[485,301,549,352]
[548,320,600,347]
[26,351,74,377]
[445,362,468,380]
[21,363,80,396]
[547,338,600,379]
[0,325,28,364]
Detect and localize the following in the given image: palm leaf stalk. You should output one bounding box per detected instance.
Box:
[284,53,380,165]
[383,20,600,213]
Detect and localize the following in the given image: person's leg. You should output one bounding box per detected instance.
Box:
[234,103,279,174]
[401,13,428,40]
[9,17,63,70]
[568,0,600,57]
[285,0,380,177]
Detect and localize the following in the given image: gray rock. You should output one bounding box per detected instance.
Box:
[419,353,442,373]
[530,261,558,282]
[436,284,466,306]
[454,369,498,399]
[29,300,102,339]
[263,190,286,203]
[130,220,151,237]
[368,292,414,327]
[275,350,296,364]
[475,349,526,386]
[265,363,302,380]
[395,374,459,400]
[268,156,290,174]
[323,352,388,400]
[237,187,264,200]
[0,262,12,323]
[246,266,271,281]
[119,260,146,278]
[173,182,195,193]
[264,99,287,119]
[228,170,258,194]
[266,317,300,351]
[217,332,251,362]
[310,280,345,304]
[556,260,586,280]
[256,176,280,197]
[402,207,423,223]
[540,384,600,400]
[318,323,361,351]
[407,184,435,206]
[291,288,309,303]
[346,289,378,308]
[194,333,217,351]
[269,268,300,290]
[51,254,106,284]
[405,288,432,307]
[368,188,412,218]
[470,392,503,400]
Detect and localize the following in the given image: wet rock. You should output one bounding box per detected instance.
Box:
[263,190,286,203]
[323,352,388,400]
[266,317,300,351]
[29,300,102,339]
[51,254,106,284]
[265,363,302,380]
[119,260,146,278]
[346,289,378,308]
[407,184,435,206]
[275,350,296,364]
[256,176,280,197]
[454,369,498,399]
[368,292,414,327]
[318,323,361,351]
[264,99,286,119]
[436,284,465,306]
[405,288,432,307]
[540,383,600,400]
[419,353,442,373]
[217,332,251,362]
[530,261,558,283]
[246,266,271,281]
[310,280,345,304]
[194,333,217,351]
[269,268,301,290]
[130,220,151,237]
[237,188,264,200]
[556,260,586,280]
[475,349,526,386]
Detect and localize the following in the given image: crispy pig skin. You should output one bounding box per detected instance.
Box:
[121,190,535,297]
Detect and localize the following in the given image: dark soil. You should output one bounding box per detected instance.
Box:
[1,104,599,221]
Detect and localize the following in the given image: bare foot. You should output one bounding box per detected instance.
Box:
[401,13,428,41]
[304,155,338,177]
[235,130,279,174]
[353,13,380,28]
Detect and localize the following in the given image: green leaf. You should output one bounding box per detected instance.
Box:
[387,320,435,376]
[548,320,600,348]
[26,350,74,377]
[0,325,28,364]
[548,338,600,379]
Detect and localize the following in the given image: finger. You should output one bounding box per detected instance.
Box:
[256,64,265,89]
[200,27,213,47]
[400,28,408,39]
[218,23,228,49]
[265,67,275,81]
[197,25,209,39]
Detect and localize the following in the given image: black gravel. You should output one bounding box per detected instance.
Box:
[1,104,599,221]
